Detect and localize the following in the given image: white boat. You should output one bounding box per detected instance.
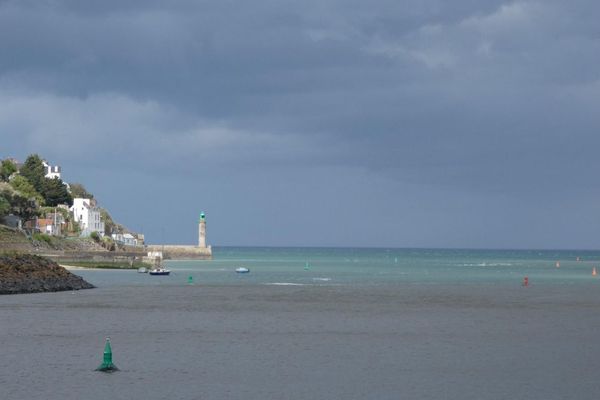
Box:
[138,267,148,273]
[149,252,170,275]
[149,268,171,276]
[235,267,250,273]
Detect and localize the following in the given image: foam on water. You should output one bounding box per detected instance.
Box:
[265,282,305,286]
[71,247,600,289]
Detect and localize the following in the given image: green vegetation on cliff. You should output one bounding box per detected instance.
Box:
[0,159,17,181]
[18,154,72,207]
[0,225,105,252]
[69,182,94,199]
[1,154,72,220]
[1,154,139,247]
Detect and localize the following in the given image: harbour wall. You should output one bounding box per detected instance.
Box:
[145,245,212,260]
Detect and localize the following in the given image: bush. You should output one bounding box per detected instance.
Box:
[0,195,10,218]
[102,236,116,251]
[0,159,17,182]
[33,233,53,245]
[90,231,100,242]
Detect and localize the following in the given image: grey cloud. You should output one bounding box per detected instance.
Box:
[1,0,600,247]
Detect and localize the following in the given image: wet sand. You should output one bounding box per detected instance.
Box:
[1,283,600,399]
[60,264,104,271]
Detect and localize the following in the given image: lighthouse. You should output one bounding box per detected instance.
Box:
[198,212,207,248]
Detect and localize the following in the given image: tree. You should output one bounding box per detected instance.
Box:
[0,159,17,182]
[19,154,46,193]
[0,193,10,218]
[9,175,44,205]
[41,177,73,207]
[17,155,72,206]
[69,182,94,199]
[100,208,117,235]
[11,194,39,221]
[0,189,38,221]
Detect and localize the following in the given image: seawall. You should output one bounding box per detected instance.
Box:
[146,245,212,260]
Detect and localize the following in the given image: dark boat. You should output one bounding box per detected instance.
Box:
[149,268,171,276]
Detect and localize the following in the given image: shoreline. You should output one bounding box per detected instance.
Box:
[59,264,105,271]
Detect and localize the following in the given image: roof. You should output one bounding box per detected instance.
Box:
[37,218,54,227]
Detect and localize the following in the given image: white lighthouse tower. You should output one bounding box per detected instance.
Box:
[198,212,207,248]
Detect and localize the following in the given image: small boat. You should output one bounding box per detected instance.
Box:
[235,267,250,273]
[149,252,170,275]
[138,267,148,273]
[149,268,171,276]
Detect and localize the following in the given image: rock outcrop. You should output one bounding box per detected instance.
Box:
[0,253,94,295]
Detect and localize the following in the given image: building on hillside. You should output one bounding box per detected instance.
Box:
[70,198,105,237]
[111,233,139,246]
[1,214,22,229]
[136,233,145,245]
[42,160,61,179]
[37,218,57,235]
[45,212,66,236]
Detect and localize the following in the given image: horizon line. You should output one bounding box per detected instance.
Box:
[147,244,600,252]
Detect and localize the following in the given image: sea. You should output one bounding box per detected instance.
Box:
[3,247,600,400]
[74,246,600,288]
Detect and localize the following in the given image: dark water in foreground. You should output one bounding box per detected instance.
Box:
[2,247,600,399]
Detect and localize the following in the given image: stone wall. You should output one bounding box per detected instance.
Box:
[145,245,212,260]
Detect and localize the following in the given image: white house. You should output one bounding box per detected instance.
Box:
[111,233,138,246]
[70,198,105,237]
[42,160,61,179]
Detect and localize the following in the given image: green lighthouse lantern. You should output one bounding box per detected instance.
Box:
[200,212,205,222]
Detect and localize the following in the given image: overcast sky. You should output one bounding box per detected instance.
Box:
[1,0,600,249]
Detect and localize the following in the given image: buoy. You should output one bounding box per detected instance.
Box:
[593,267,597,277]
[304,262,310,271]
[555,261,560,268]
[96,337,119,372]
[522,276,529,287]
[188,275,193,284]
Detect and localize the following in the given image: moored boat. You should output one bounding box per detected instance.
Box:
[149,268,171,276]
[235,267,250,273]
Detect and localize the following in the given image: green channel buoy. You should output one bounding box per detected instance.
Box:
[96,337,119,372]
[188,275,193,284]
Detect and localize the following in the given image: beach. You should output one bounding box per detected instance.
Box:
[2,282,600,400]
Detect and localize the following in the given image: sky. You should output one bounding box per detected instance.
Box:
[1,0,600,249]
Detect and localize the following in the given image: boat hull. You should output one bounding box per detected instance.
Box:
[149,270,171,276]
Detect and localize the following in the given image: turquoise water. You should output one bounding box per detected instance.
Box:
[73,247,600,287]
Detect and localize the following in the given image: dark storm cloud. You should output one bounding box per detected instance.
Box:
[2,0,600,247]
